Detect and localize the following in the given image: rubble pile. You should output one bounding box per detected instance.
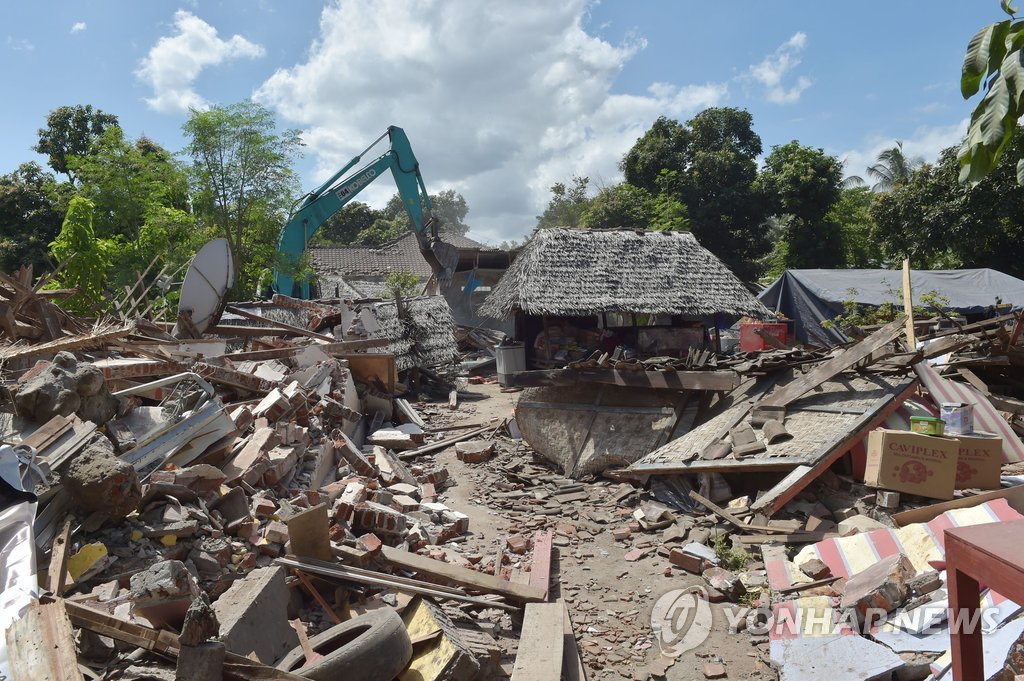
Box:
[9,246,1024,681]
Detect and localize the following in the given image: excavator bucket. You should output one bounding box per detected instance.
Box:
[424,238,459,285]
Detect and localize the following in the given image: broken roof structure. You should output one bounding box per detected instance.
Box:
[311,232,506,299]
[760,268,1024,343]
[356,295,460,371]
[479,228,770,319]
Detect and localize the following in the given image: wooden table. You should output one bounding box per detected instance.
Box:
[946,519,1024,680]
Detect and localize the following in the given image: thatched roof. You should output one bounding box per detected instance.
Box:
[360,295,459,371]
[479,228,770,319]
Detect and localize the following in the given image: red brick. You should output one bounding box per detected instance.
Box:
[358,533,383,554]
[506,534,529,554]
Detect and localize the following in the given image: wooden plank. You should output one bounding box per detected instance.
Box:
[20,415,73,453]
[903,259,916,348]
[776,575,841,594]
[751,315,906,423]
[46,517,74,595]
[688,490,787,534]
[749,379,920,517]
[274,556,517,611]
[213,339,390,362]
[529,530,553,600]
[225,305,335,342]
[5,600,83,681]
[892,485,1024,527]
[511,602,565,681]
[735,531,840,545]
[344,354,397,394]
[380,545,547,603]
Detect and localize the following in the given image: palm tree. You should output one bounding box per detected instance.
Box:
[865,141,923,192]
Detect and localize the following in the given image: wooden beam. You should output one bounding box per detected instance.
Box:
[903,259,916,348]
[688,490,787,534]
[380,545,547,603]
[511,602,565,681]
[4,600,83,681]
[211,338,391,362]
[560,600,588,681]
[735,531,840,545]
[46,517,74,595]
[751,315,906,424]
[225,306,336,342]
[529,530,553,600]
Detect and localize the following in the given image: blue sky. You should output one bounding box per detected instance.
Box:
[0,1,992,243]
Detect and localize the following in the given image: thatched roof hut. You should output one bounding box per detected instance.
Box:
[479,228,769,319]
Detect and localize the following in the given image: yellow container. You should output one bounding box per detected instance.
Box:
[910,416,946,436]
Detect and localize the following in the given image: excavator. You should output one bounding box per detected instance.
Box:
[273,126,459,299]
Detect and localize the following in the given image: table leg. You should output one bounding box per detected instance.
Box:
[948,558,984,681]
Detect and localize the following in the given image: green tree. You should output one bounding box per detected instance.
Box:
[182,100,303,296]
[353,216,407,246]
[757,141,845,273]
[623,108,768,281]
[581,182,653,230]
[621,116,690,192]
[378,187,471,239]
[864,141,923,192]
[70,128,198,282]
[384,270,421,298]
[959,1,1024,184]
[34,105,119,182]
[48,197,112,313]
[312,202,382,245]
[0,163,69,273]
[535,176,591,229]
[871,133,1024,276]
[827,186,882,267]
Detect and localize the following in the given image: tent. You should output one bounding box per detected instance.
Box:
[759,268,1024,343]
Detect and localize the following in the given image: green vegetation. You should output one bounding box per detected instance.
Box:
[821,287,951,333]
[385,270,422,299]
[713,532,751,571]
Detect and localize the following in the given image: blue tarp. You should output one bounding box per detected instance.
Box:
[758,268,1024,343]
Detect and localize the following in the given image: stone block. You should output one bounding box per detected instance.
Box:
[212,566,297,664]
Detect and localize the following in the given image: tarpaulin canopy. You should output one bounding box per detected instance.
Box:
[758,268,1024,343]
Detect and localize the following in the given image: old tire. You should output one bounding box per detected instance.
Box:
[275,609,412,681]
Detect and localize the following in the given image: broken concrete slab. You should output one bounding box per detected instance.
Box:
[212,565,298,664]
[130,560,201,629]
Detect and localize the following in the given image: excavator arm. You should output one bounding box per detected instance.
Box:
[273,126,459,298]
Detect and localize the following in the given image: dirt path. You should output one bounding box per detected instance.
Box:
[416,382,775,679]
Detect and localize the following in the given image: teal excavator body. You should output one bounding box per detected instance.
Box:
[273,126,458,298]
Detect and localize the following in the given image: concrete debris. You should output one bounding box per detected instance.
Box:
[9,261,1024,681]
[63,434,142,519]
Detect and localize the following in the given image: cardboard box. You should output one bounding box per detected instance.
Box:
[865,429,958,500]
[940,402,975,435]
[954,432,1002,490]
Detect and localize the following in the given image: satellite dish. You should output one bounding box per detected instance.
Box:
[173,238,235,338]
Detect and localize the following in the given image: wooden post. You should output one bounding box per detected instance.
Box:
[713,314,722,354]
[902,258,916,348]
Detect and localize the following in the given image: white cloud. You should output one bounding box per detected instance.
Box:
[746,32,811,104]
[137,10,264,114]
[70,22,87,34]
[6,36,34,52]
[254,0,728,242]
[837,118,969,180]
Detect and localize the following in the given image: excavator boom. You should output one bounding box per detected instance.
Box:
[273,126,458,298]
